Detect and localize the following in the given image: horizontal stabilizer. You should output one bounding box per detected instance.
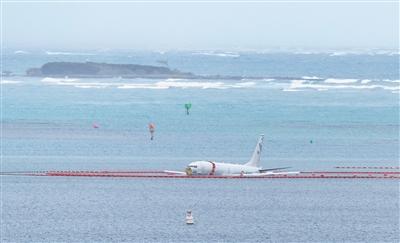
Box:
[259,167,291,173]
[268,171,300,175]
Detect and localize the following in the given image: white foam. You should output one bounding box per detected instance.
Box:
[230,82,256,88]
[374,50,400,56]
[288,80,305,88]
[75,82,117,88]
[14,50,29,54]
[41,77,117,89]
[381,85,400,91]
[37,77,399,92]
[302,76,321,80]
[45,51,95,56]
[262,78,275,82]
[284,80,307,91]
[254,49,399,56]
[119,80,233,90]
[329,52,348,56]
[41,77,79,83]
[1,80,21,84]
[192,52,240,58]
[117,80,220,90]
[155,80,226,89]
[74,85,106,89]
[216,53,240,58]
[387,80,400,83]
[164,78,184,82]
[293,51,314,55]
[324,78,358,84]
[288,79,400,92]
[282,88,304,92]
[40,77,232,90]
[117,84,168,89]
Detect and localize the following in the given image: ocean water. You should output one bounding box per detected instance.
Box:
[2,50,399,242]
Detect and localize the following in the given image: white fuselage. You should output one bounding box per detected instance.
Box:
[186,161,260,176]
[179,135,297,176]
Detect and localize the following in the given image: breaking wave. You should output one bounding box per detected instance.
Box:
[45,51,95,56]
[302,76,322,80]
[254,49,399,56]
[41,77,111,89]
[329,52,348,57]
[327,50,400,56]
[41,77,80,83]
[192,51,240,58]
[117,80,249,89]
[34,77,400,93]
[40,78,255,90]
[285,79,399,92]
[1,80,22,84]
[262,78,275,82]
[14,50,30,55]
[324,79,358,84]
[360,79,372,84]
[383,79,400,83]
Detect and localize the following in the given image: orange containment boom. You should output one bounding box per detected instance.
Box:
[1,170,399,179]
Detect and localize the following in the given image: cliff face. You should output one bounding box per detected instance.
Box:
[26,62,194,78]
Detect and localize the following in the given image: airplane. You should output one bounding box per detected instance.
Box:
[166,135,299,177]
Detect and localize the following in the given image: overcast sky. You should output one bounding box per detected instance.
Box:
[3,1,399,50]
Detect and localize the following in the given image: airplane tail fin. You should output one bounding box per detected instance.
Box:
[245,134,264,167]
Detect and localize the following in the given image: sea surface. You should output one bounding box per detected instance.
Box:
[2,49,399,242]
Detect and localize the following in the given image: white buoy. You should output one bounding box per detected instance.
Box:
[186,210,194,225]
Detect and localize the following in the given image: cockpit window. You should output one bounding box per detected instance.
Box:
[188,165,197,168]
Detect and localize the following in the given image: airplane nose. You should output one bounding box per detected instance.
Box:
[185,167,193,176]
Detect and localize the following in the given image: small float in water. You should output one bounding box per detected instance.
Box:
[184,103,192,115]
[148,123,155,140]
[186,210,194,225]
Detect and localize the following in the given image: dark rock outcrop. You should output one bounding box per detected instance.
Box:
[26,62,194,78]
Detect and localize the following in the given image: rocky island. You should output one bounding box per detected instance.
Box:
[26,62,195,79]
[25,61,315,81]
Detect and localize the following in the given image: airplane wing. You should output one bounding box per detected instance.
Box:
[259,167,291,173]
[163,170,187,175]
[265,171,300,175]
[239,171,300,177]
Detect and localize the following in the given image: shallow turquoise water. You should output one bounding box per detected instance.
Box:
[2,51,399,242]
